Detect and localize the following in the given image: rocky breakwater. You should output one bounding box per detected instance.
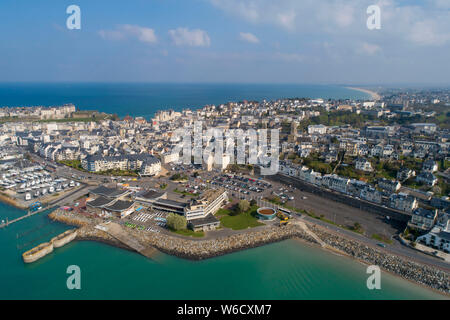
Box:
[134,225,318,260]
[48,209,97,227]
[308,223,450,295]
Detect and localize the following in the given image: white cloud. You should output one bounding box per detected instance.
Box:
[98,25,157,44]
[209,0,450,46]
[358,42,382,55]
[239,32,260,44]
[408,20,450,46]
[168,28,211,47]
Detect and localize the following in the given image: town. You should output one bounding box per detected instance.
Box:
[0,88,449,289]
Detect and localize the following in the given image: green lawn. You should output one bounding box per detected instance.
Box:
[371,233,393,244]
[216,206,264,230]
[59,160,85,171]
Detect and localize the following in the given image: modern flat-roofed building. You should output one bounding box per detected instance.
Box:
[134,189,167,205]
[417,226,450,253]
[185,188,228,221]
[89,185,130,199]
[103,200,135,219]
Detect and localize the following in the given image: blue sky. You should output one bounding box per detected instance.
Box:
[0,0,449,84]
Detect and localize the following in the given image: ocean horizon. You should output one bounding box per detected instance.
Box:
[0,83,370,119]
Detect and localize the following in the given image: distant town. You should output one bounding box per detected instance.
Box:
[0,87,449,293]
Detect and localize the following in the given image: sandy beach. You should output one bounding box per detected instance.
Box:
[346,86,381,100]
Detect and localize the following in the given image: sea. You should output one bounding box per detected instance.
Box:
[0,83,447,300]
[0,83,370,119]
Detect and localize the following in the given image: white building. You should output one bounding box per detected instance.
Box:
[389,193,418,213]
[355,158,373,172]
[308,124,328,135]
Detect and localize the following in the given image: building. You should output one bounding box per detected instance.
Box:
[355,158,373,172]
[389,193,418,213]
[322,174,350,194]
[378,178,401,193]
[417,226,450,253]
[422,159,438,173]
[410,123,437,134]
[86,186,134,218]
[139,157,162,177]
[397,168,415,181]
[185,188,228,221]
[82,154,161,174]
[134,189,167,205]
[360,186,382,204]
[308,124,327,135]
[416,172,438,186]
[408,208,438,231]
[189,215,221,232]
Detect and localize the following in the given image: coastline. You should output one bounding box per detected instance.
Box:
[48,210,450,296]
[0,192,27,210]
[346,86,381,100]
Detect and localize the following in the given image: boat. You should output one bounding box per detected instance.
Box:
[22,242,54,263]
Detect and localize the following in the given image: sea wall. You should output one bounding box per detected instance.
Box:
[49,210,450,295]
[308,223,449,294]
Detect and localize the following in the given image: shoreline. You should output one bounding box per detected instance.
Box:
[346,86,381,100]
[48,210,450,296]
[0,192,27,210]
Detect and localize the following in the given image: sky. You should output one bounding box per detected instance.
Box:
[0,0,449,85]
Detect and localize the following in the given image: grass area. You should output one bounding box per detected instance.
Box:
[59,160,85,171]
[172,229,205,238]
[216,206,264,230]
[371,233,393,244]
[299,208,365,234]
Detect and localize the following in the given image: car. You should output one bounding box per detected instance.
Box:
[377,243,387,248]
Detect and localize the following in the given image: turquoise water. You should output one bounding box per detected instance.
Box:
[0,203,446,300]
[0,83,369,118]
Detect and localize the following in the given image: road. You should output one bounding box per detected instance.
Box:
[300,214,450,271]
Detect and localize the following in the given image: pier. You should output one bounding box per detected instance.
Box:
[0,184,90,229]
[0,205,52,229]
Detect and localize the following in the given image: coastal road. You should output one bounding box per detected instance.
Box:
[300,215,450,271]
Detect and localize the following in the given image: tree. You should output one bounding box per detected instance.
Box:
[238,200,250,213]
[250,199,257,207]
[166,213,187,231]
